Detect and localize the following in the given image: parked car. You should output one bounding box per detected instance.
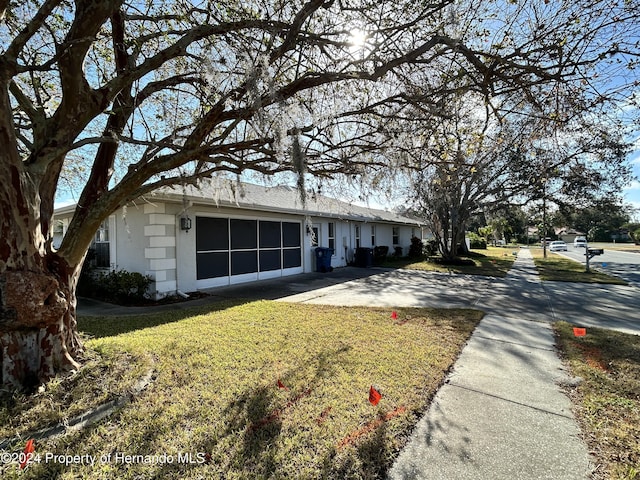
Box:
[574,237,587,248]
[549,240,568,252]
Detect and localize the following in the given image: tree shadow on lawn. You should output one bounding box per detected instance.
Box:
[12,308,475,479]
[214,344,353,477]
[11,346,424,480]
[77,299,248,339]
[322,408,404,479]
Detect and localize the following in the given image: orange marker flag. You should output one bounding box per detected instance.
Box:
[277,379,289,391]
[19,439,35,470]
[573,327,587,337]
[391,311,398,320]
[369,385,382,406]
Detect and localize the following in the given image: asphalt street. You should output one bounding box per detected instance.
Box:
[555,245,640,286]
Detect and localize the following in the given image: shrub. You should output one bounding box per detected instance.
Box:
[468,232,487,249]
[424,239,438,256]
[99,270,153,304]
[408,236,424,258]
[373,246,389,265]
[78,266,152,305]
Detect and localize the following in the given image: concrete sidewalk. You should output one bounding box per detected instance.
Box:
[388,249,593,479]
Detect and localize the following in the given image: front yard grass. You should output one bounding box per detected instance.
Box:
[530,248,626,284]
[555,322,640,480]
[1,301,482,479]
[387,246,516,277]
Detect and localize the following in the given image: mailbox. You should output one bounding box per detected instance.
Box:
[585,247,604,273]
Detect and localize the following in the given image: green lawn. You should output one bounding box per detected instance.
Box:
[555,322,640,480]
[1,301,482,479]
[386,247,516,277]
[530,248,626,284]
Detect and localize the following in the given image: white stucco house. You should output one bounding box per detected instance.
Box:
[54,180,423,298]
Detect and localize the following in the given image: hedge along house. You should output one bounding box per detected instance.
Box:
[53,180,423,299]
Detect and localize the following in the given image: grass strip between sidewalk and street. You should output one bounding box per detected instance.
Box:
[0,301,482,479]
[530,248,626,284]
[555,322,640,480]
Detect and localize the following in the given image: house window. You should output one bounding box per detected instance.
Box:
[93,219,110,268]
[328,222,335,252]
[371,225,376,247]
[53,220,66,249]
[355,225,360,248]
[392,226,400,245]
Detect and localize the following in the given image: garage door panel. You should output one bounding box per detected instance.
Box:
[259,221,281,248]
[231,251,258,275]
[282,222,301,247]
[231,219,257,249]
[196,252,229,280]
[283,248,301,268]
[196,217,228,251]
[259,250,281,271]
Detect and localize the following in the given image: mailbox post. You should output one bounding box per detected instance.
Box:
[585,246,604,273]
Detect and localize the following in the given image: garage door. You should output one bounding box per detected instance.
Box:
[195,217,302,286]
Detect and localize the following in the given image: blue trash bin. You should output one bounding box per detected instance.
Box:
[315,247,334,272]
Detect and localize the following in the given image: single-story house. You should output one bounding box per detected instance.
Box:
[555,227,586,244]
[54,180,423,298]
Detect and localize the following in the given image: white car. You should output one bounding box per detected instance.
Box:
[574,238,587,248]
[549,241,568,252]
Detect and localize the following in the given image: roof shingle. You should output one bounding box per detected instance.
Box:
[153,180,420,225]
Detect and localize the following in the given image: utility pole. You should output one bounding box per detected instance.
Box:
[542,177,548,259]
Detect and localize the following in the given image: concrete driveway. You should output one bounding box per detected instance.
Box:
[274,266,640,336]
[277,268,494,308]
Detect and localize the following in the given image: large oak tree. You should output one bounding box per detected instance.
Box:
[386,0,639,260]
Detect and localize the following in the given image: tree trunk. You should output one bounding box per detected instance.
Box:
[0,259,82,390]
[438,210,469,261]
[0,100,85,389]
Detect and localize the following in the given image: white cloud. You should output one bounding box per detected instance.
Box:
[625,180,640,191]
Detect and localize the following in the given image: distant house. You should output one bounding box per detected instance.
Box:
[54,180,423,298]
[555,227,586,244]
[611,229,631,242]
